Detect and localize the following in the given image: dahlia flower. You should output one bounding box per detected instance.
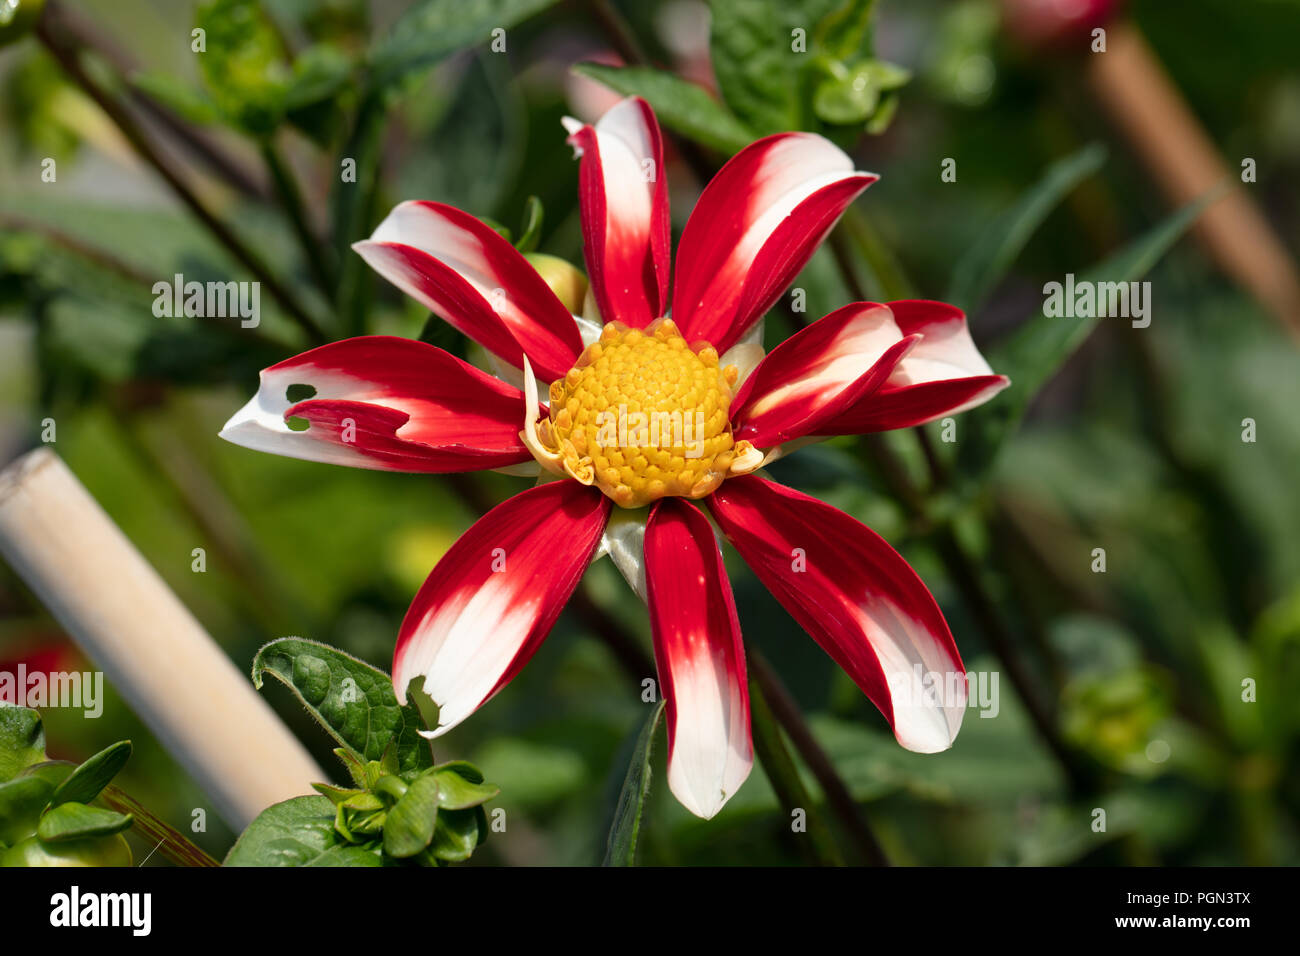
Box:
[221,96,1008,818]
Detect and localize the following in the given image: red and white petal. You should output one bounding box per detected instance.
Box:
[708,477,966,753]
[672,133,877,354]
[219,336,533,472]
[816,300,1010,434]
[563,97,670,329]
[393,481,611,735]
[645,498,752,819]
[353,201,583,383]
[730,302,919,448]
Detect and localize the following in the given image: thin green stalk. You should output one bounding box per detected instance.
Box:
[101,785,221,867]
[750,650,890,865]
[839,205,915,301]
[261,139,336,303]
[748,677,844,867]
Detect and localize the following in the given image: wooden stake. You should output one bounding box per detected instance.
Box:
[0,449,325,831]
[1088,22,1300,340]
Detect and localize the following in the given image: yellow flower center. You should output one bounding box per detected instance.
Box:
[524,318,760,508]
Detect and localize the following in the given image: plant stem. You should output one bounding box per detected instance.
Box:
[857,434,1097,794]
[35,8,328,344]
[45,0,270,202]
[261,139,336,302]
[750,650,890,866]
[101,785,222,867]
[748,676,844,866]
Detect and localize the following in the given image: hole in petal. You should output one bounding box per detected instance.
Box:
[286,383,317,402]
[286,416,311,432]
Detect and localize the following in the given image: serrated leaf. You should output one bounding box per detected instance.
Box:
[49,741,131,807]
[709,0,803,135]
[0,706,45,782]
[252,638,434,775]
[948,144,1108,313]
[602,700,665,867]
[36,802,133,843]
[224,795,340,866]
[383,773,440,858]
[572,63,756,155]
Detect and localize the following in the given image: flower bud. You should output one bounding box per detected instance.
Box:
[525,253,589,314]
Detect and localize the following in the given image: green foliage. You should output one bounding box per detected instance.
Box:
[252,637,434,776]
[602,701,664,866]
[947,144,1108,313]
[956,190,1222,482]
[571,63,755,155]
[367,0,560,90]
[0,709,135,866]
[239,645,498,866]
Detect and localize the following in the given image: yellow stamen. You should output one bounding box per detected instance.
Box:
[523,318,745,508]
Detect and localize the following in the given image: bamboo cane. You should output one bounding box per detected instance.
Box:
[0,448,325,831]
[1088,22,1300,340]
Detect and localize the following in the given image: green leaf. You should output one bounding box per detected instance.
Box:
[428,807,483,862]
[514,196,544,254]
[195,0,294,135]
[301,843,384,867]
[383,772,440,858]
[812,0,878,63]
[957,189,1223,481]
[813,61,880,125]
[0,706,45,783]
[708,0,803,135]
[434,765,499,810]
[571,63,756,155]
[334,791,387,842]
[602,700,665,867]
[252,637,434,776]
[948,144,1108,313]
[48,741,131,807]
[0,775,54,845]
[367,0,559,90]
[36,802,133,843]
[224,795,340,866]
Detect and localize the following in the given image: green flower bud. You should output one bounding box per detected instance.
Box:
[1,833,132,867]
[525,253,589,315]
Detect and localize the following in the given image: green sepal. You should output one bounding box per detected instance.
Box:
[434,766,499,810]
[48,741,131,807]
[382,772,440,858]
[36,802,134,843]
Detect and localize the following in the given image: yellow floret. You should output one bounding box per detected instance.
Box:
[534,318,744,508]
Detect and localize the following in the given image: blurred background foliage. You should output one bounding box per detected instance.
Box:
[1,0,1298,865]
